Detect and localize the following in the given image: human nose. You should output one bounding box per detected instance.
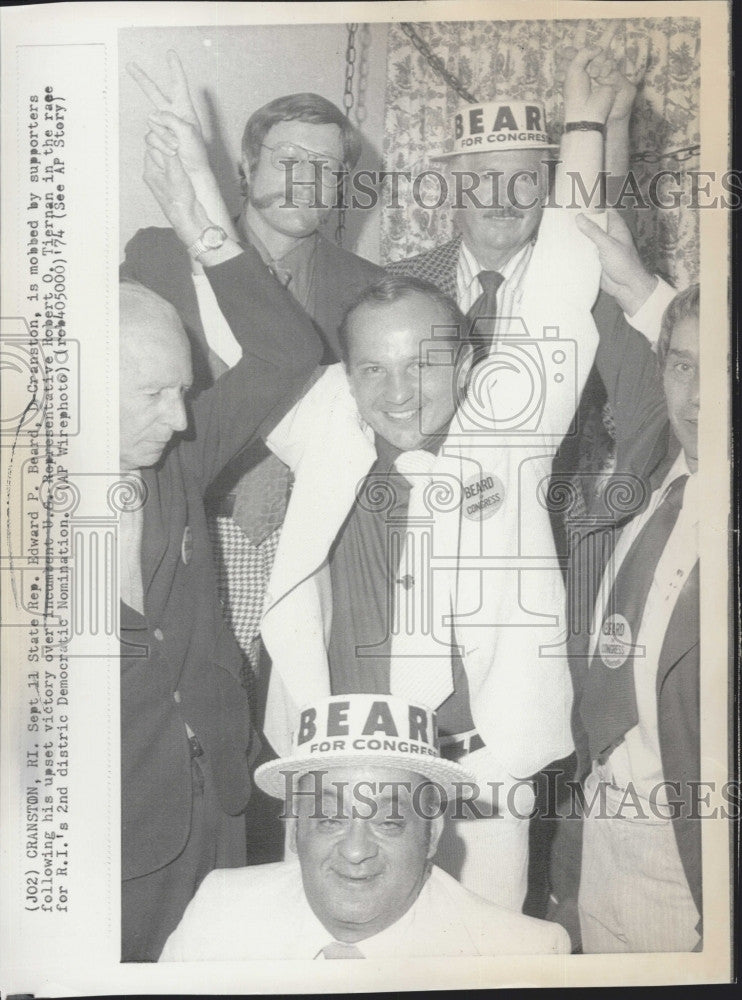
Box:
[337,820,379,865]
[384,369,415,405]
[162,390,188,433]
[688,371,700,409]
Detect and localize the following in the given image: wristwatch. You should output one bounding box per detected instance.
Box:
[187,224,228,261]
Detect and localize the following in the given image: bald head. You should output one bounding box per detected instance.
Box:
[119,281,193,471]
[120,281,189,362]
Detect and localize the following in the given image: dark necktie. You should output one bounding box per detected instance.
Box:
[466,270,504,360]
[579,474,689,763]
[320,940,365,959]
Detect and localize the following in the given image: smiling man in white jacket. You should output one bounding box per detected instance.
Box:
[256,49,631,911]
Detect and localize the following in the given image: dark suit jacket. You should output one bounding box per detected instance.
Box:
[566,293,701,921]
[390,237,700,919]
[121,227,383,380]
[121,227,383,503]
[120,246,322,881]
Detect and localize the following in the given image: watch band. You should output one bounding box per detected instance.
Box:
[187,225,228,261]
[564,120,606,136]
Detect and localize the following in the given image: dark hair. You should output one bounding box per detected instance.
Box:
[337,274,468,363]
[657,283,699,370]
[240,93,361,178]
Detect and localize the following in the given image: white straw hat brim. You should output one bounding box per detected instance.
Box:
[431,143,560,160]
[255,748,478,799]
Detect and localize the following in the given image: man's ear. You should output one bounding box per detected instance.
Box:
[238,154,252,199]
[288,817,299,855]
[427,813,445,860]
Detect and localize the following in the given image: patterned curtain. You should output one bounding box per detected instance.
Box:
[380,17,700,541]
[381,17,700,287]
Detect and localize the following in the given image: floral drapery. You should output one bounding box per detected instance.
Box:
[379,17,700,535]
[380,17,700,288]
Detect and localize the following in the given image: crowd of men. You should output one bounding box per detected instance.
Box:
[118,44,701,961]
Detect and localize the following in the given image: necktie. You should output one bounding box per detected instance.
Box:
[466,270,504,360]
[389,450,455,709]
[579,474,689,762]
[320,940,365,959]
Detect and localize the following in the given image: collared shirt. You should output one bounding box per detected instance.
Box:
[588,451,698,801]
[456,239,533,316]
[458,239,676,350]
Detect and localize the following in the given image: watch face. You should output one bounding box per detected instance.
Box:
[203,226,227,249]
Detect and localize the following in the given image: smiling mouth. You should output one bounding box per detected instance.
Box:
[333,871,381,885]
[384,409,419,422]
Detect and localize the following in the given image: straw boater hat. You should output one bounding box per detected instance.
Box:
[255,694,477,798]
[432,100,559,159]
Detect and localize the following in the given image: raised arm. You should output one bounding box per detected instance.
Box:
[140,130,322,486]
[575,209,675,454]
[127,51,239,244]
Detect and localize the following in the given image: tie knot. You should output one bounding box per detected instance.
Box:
[394,449,436,485]
[320,940,365,959]
[477,270,504,295]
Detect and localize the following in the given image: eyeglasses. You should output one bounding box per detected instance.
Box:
[261,142,346,184]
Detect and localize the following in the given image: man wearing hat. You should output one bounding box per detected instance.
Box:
[253,46,622,916]
[160,695,570,960]
[387,54,671,362]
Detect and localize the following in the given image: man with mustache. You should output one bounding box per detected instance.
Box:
[254,47,624,915]
[122,54,381,735]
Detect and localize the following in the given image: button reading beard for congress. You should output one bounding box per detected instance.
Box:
[462,472,504,520]
[598,613,633,669]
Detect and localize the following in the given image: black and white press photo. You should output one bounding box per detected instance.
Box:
[0,2,734,993]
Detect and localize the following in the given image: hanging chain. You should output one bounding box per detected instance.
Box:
[336,23,358,246]
[631,144,700,164]
[400,22,479,104]
[398,22,699,169]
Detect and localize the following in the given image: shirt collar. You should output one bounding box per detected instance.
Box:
[658,449,697,519]
[458,237,533,292]
[660,449,694,490]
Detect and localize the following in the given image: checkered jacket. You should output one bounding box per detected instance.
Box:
[386,236,462,300]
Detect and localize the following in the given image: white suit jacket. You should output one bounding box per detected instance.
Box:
[263,208,602,789]
[160,860,570,959]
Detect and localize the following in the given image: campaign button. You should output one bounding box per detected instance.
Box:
[598,613,632,669]
[462,472,504,521]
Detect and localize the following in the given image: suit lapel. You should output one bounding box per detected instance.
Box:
[656,560,699,692]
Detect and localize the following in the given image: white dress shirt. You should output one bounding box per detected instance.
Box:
[456,239,533,318]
